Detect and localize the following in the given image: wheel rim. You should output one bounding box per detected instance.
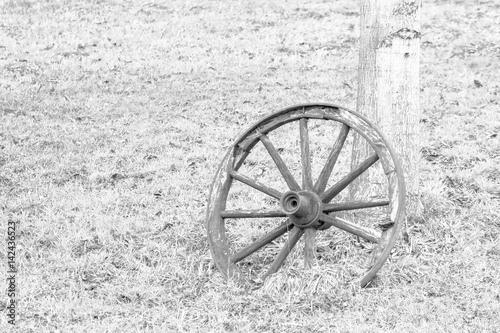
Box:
[206,103,406,287]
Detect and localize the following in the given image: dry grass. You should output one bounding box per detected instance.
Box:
[1,0,499,331]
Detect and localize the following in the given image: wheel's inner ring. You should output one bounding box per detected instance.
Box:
[280,191,322,228]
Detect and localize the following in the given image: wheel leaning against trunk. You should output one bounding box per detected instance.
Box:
[206,103,406,288]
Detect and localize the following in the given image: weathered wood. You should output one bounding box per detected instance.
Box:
[299,118,316,269]
[263,228,304,279]
[233,149,250,171]
[221,209,286,219]
[304,228,316,269]
[319,214,381,243]
[314,124,350,194]
[322,200,389,213]
[237,106,327,152]
[237,105,395,176]
[299,118,313,190]
[325,110,395,175]
[361,168,406,287]
[230,221,292,264]
[321,153,379,203]
[207,103,406,287]
[229,170,282,200]
[206,151,244,282]
[259,134,301,191]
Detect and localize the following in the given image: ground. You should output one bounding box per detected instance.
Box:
[0,0,499,332]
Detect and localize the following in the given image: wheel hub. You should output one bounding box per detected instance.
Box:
[279,190,322,228]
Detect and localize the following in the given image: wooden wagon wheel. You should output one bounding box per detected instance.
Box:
[206,103,405,287]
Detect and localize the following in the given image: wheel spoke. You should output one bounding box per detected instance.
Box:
[230,220,293,264]
[263,227,304,279]
[299,118,313,190]
[322,200,389,213]
[259,134,301,191]
[304,229,316,268]
[321,153,379,203]
[221,209,286,219]
[229,170,282,199]
[314,124,350,194]
[319,213,381,243]
[234,149,250,171]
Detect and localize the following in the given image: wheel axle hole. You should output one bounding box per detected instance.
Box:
[281,193,301,214]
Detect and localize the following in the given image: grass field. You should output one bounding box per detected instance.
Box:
[1,0,499,331]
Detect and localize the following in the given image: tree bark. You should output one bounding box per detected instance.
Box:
[351,0,421,216]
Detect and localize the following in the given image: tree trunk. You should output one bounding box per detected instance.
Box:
[351,0,421,217]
